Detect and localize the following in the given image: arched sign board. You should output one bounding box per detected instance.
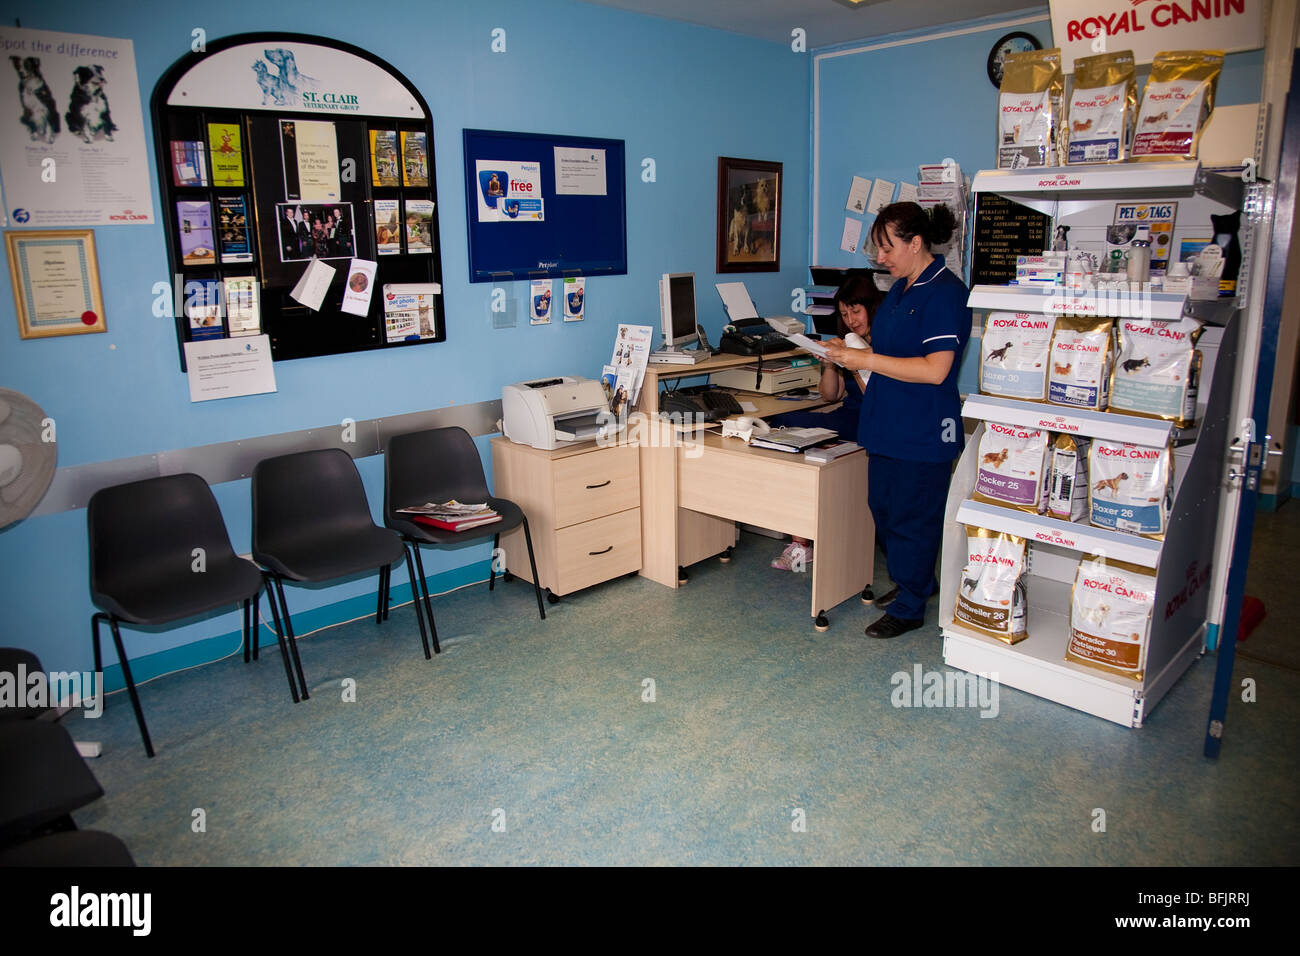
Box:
[153,33,445,369]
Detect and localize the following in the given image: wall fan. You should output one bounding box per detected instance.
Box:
[0,389,57,530]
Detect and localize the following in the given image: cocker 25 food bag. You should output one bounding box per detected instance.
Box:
[1066,50,1137,164]
[980,312,1055,401]
[1067,554,1157,681]
[973,422,1051,513]
[954,527,1029,644]
[1109,316,1204,428]
[997,48,1063,169]
[1132,50,1224,160]
[1088,439,1174,539]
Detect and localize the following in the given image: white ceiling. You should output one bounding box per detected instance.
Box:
[574,0,1046,49]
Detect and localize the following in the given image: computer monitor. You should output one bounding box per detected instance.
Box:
[659,273,697,350]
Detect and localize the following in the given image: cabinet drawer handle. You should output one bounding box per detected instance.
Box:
[585,480,611,489]
[588,545,613,556]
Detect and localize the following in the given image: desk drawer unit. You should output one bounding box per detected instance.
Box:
[491,438,641,598]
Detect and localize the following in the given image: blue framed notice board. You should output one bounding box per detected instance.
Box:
[463,129,626,283]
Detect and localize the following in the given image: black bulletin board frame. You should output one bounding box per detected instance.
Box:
[151,32,446,370]
[462,128,627,283]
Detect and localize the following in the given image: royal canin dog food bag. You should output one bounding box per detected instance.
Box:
[1047,317,1114,411]
[1047,434,1091,522]
[954,527,1029,644]
[979,312,1055,401]
[1067,554,1157,681]
[972,422,1051,514]
[1088,439,1173,539]
[1109,316,1203,428]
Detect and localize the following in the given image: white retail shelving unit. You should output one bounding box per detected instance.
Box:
[942,162,1246,727]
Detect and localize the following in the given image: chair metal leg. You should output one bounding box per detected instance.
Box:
[489,532,500,591]
[252,590,260,661]
[410,543,441,655]
[521,516,546,622]
[242,598,252,663]
[375,565,387,625]
[382,562,391,621]
[106,616,154,758]
[261,572,298,703]
[272,574,309,701]
[403,542,432,660]
[91,613,104,679]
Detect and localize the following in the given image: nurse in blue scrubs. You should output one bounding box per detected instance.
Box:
[824,202,970,639]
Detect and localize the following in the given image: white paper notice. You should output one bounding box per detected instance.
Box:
[290,258,336,310]
[867,178,896,214]
[554,147,606,196]
[340,259,377,316]
[0,27,154,227]
[840,217,862,254]
[898,182,919,204]
[715,282,758,321]
[846,176,871,214]
[183,334,277,402]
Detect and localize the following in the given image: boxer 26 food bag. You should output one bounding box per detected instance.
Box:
[1088,439,1174,538]
[1109,316,1204,428]
[954,527,1029,644]
[980,312,1055,401]
[1132,50,1224,160]
[998,49,1063,169]
[1067,554,1156,681]
[1066,50,1137,164]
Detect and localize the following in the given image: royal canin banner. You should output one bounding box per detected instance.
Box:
[1049,0,1265,73]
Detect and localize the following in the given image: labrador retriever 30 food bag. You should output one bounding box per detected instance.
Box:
[955,527,1029,644]
[1067,554,1156,681]
[1109,316,1204,427]
[1088,439,1173,538]
[1066,50,1137,164]
[980,312,1055,400]
[998,48,1063,169]
[1047,317,1114,411]
[1132,50,1224,160]
[973,422,1051,513]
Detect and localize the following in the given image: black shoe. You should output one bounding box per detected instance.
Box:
[864,613,924,639]
[862,585,899,607]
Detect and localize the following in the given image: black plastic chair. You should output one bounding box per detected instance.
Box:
[0,722,104,850]
[0,648,52,721]
[252,448,429,699]
[88,474,269,757]
[383,427,545,652]
[0,830,135,866]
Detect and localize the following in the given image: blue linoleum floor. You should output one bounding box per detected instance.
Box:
[67,515,1300,866]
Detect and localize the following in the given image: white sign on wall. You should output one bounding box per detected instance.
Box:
[1049,0,1265,73]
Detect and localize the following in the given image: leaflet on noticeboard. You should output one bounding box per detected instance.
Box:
[475,160,544,222]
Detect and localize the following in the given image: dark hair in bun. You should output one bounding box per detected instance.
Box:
[869,201,957,252]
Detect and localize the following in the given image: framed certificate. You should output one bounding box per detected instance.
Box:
[5,230,106,338]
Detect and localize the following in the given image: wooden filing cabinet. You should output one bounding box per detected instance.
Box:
[490,437,641,599]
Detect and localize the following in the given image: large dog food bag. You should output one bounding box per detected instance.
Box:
[955,527,1029,644]
[997,49,1063,169]
[1047,317,1114,411]
[1065,50,1137,164]
[1047,434,1090,522]
[973,422,1051,513]
[1067,554,1157,680]
[1109,316,1204,427]
[1132,50,1224,160]
[1088,439,1173,538]
[979,312,1055,401]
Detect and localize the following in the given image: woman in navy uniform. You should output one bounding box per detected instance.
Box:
[824,202,970,638]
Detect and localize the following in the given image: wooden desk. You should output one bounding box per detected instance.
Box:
[635,348,826,420]
[637,422,873,630]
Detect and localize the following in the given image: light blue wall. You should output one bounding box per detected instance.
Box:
[0,0,812,677]
[812,7,1268,269]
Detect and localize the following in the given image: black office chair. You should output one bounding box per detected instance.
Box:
[252,448,430,698]
[88,474,270,757]
[383,427,545,653]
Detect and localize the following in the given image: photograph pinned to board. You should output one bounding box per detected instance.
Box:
[530,278,553,325]
[475,160,544,222]
[277,202,356,262]
[289,257,336,311]
[280,118,341,202]
[375,198,402,254]
[382,283,441,343]
[207,122,244,187]
[216,195,253,264]
[224,275,261,336]
[176,199,216,266]
[563,276,585,322]
[717,156,781,273]
[340,259,378,316]
[607,323,653,417]
[171,140,208,187]
[6,229,106,338]
[369,129,400,187]
[0,27,154,227]
[405,199,435,254]
[402,131,429,187]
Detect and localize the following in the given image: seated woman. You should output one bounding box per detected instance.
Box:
[770,274,884,571]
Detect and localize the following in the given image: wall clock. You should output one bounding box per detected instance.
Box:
[987,31,1042,89]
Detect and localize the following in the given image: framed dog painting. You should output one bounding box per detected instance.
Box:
[716,157,781,273]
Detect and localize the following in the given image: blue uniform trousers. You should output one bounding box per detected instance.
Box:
[867,454,953,621]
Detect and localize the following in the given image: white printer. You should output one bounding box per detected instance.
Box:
[501,376,614,450]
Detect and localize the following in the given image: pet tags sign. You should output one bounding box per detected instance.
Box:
[0,27,154,226]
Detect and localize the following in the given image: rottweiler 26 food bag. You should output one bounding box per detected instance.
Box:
[955,527,1029,644]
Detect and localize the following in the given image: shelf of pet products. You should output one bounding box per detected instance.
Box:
[967,284,1191,322]
[970,162,1244,212]
[938,310,1241,726]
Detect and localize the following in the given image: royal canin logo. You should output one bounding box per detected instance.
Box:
[108,209,149,221]
[1038,177,1082,187]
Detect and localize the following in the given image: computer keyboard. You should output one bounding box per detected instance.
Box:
[658,387,743,423]
[701,390,743,416]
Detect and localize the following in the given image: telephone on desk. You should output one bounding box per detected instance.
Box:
[719,318,793,356]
